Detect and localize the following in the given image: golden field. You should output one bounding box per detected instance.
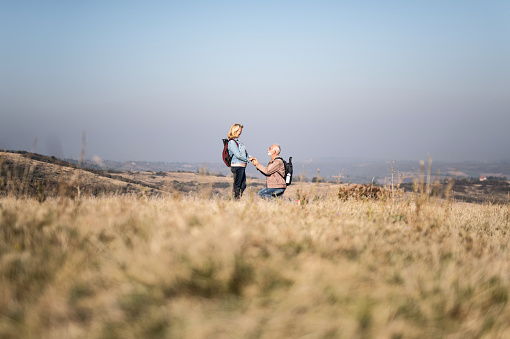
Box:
[1,151,510,338]
[1,190,509,338]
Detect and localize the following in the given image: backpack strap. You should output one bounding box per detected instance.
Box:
[274,157,286,178]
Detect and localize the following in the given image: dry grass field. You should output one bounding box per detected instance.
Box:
[1,151,510,338]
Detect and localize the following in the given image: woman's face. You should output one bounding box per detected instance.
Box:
[235,127,242,138]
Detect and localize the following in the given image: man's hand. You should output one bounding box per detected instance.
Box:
[251,157,259,166]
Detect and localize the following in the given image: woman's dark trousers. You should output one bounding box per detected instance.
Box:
[231,166,247,199]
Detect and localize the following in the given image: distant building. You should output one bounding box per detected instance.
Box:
[480,176,487,181]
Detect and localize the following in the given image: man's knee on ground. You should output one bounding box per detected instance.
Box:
[273,190,285,198]
[258,188,285,200]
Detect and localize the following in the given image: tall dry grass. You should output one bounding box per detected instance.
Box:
[1,191,509,338]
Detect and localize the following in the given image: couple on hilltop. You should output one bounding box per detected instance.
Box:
[227,123,286,200]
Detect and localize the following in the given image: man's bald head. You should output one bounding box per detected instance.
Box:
[271,144,281,155]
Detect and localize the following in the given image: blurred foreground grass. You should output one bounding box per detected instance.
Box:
[1,194,509,338]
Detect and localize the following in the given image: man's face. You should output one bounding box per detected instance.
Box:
[268,147,273,156]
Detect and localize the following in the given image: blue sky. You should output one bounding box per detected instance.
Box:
[1,1,509,164]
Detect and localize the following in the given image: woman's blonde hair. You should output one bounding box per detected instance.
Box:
[228,123,243,139]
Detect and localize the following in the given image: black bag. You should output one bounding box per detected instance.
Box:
[276,156,293,186]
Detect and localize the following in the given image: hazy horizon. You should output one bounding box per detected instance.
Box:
[2,1,509,164]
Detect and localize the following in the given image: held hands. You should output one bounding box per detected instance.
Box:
[249,157,259,166]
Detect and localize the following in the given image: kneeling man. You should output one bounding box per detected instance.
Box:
[250,144,286,199]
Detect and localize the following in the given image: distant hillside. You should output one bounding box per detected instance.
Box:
[0,151,159,199]
[0,151,265,199]
[77,156,510,185]
[2,151,509,204]
[293,158,510,184]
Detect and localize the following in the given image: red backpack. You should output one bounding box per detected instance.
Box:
[222,139,238,167]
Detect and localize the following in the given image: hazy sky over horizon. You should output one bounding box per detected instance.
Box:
[1,1,509,164]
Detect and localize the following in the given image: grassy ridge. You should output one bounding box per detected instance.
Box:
[0,151,163,198]
[1,194,509,338]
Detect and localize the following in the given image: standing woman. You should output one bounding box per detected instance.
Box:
[227,123,252,199]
